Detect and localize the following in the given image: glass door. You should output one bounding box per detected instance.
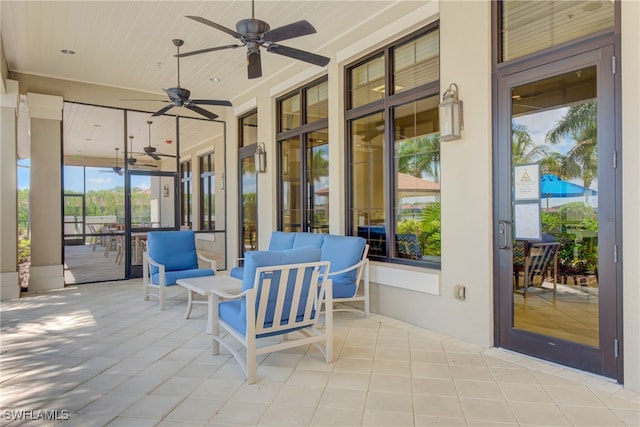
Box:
[63,194,85,246]
[239,145,258,256]
[127,171,177,277]
[496,47,620,379]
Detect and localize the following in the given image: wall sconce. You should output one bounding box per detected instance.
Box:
[255,142,267,174]
[438,83,464,141]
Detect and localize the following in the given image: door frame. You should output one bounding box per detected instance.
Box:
[126,170,179,278]
[493,45,623,381]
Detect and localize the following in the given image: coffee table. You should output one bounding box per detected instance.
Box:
[176,275,242,334]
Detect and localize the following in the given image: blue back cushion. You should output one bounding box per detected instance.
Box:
[293,232,324,249]
[321,234,366,287]
[241,247,322,292]
[268,231,296,251]
[147,230,198,275]
[221,247,322,335]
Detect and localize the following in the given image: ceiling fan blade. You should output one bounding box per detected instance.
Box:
[146,151,162,161]
[262,20,317,43]
[247,50,262,79]
[186,16,242,39]
[267,44,330,67]
[176,44,242,58]
[190,99,233,107]
[120,98,170,103]
[185,104,219,120]
[152,104,175,117]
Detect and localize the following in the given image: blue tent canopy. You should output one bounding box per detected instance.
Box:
[540,174,597,198]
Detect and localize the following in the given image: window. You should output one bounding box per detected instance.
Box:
[347,26,441,268]
[240,110,258,147]
[180,160,192,228]
[199,153,215,230]
[500,0,614,62]
[277,78,329,233]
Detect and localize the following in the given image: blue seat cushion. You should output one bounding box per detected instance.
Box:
[147,230,199,276]
[151,268,214,286]
[321,235,366,298]
[268,231,296,250]
[219,299,310,337]
[229,266,244,280]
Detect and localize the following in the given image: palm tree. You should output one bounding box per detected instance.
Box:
[396,134,440,180]
[545,102,597,189]
[511,123,549,165]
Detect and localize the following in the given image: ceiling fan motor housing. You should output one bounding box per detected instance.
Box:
[236,19,270,39]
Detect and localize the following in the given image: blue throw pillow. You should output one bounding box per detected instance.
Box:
[292,232,324,249]
[268,231,296,251]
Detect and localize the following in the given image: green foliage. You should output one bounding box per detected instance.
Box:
[397,203,441,257]
[543,202,598,272]
[18,235,30,264]
[419,202,441,256]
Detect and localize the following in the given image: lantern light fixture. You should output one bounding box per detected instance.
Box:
[255,142,267,174]
[438,83,463,141]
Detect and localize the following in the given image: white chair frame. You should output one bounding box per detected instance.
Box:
[210,261,333,384]
[326,244,370,317]
[142,250,217,311]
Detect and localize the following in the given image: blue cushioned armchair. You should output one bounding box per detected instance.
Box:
[212,247,333,384]
[143,230,217,310]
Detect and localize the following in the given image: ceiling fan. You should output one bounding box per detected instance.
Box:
[178,0,330,79]
[127,135,158,169]
[151,39,232,120]
[140,120,176,161]
[99,148,124,175]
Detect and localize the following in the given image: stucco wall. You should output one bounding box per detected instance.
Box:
[621,0,640,393]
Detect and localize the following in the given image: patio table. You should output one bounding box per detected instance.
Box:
[176,275,242,334]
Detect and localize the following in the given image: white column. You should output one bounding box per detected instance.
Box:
[0,80,20,300]
[27,92,65,292]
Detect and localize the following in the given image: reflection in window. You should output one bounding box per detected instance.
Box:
[180,160,192,228]
[393,98,441,262]
[240,111,258,147]
[306,132,329,233]
[200,153,215,231]
[280,94,301,132]
[350,55,385,108]
[241,156,257,252]
[393,30,439,94]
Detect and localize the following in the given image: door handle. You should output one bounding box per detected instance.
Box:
[498,220,511,249]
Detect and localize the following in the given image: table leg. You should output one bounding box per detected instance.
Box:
[186,289,193,319]
[210,293,219,354]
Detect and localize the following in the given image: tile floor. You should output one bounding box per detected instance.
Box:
[1,280,638,427]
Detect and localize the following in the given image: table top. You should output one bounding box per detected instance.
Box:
[176,274,242,295]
